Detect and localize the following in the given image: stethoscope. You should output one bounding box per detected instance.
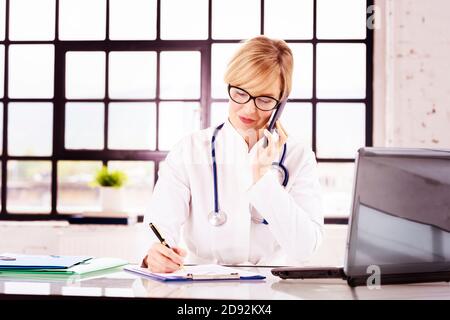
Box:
[208,122,289,227]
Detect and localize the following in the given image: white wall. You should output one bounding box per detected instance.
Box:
[374,0,450,148]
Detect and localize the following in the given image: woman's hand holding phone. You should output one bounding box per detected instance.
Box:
[251,120,288,184]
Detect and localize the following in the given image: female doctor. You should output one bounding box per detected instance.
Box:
[143,36,323,273]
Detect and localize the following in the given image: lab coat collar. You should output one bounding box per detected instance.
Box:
[222,118,265,156]
[222,118,248,152]
[215,118,248,166]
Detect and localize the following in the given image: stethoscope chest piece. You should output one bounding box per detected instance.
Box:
[208,210,227,226]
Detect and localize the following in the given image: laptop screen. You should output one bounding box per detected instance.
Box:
[345,149,450,276]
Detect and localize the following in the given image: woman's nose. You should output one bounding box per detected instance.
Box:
[242,99,257,114]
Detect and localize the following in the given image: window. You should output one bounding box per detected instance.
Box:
[0,0,373,223]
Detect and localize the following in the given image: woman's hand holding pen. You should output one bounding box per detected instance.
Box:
[252,120,288,184]
[145,223,187,273]
[146,243,186,273]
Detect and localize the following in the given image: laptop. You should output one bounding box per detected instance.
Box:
[272,147,450,287]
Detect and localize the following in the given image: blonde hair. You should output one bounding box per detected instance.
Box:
[224,35,293,100]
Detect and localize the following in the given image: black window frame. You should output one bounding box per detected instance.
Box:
[0,0,374,224]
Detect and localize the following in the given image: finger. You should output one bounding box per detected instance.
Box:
[147,257,162,272]
[148,257,179,273]
[278,133,287,148]
[271,132,280,157]
[158,247,183,266]
[276,121,288,140]
[272,129,280,144]
[156,244,184,265]
[146,252,169,272]
[275,120,285,132]
[173,247,187,257]
[155,258,180,273]
[262,130,276,159]
[266,129,279,150]
[263,129,274,146]
[276,120,288,140]
[144,255,151,269]
[275,121,288,147]
[152,251,182,271]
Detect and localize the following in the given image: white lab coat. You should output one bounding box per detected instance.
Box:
[143,118,324,266]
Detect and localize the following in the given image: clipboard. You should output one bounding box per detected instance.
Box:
[124,264,266,282]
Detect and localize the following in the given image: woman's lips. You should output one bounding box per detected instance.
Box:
[239,116,256,124]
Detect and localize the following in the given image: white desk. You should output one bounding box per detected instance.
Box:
[1,266,449,300]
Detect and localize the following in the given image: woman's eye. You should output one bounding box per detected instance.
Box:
[258,98,271,104]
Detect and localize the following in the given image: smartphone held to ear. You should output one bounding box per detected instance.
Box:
[263,99,287,148]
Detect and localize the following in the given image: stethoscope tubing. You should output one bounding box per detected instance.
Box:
[273,143,289,187]
[211,123,225,213]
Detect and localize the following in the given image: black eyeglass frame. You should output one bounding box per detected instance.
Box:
[227,84,280,111]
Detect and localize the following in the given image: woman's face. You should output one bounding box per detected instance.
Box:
[228,81,281,134]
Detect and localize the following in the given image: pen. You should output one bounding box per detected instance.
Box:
[149,223,171,248]
[149,223,184,269]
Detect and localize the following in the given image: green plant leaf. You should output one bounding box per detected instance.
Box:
[92,166,128,188]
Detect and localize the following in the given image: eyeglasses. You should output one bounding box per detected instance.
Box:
[228,85,279,111]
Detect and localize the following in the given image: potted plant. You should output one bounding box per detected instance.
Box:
[92,166,128,213]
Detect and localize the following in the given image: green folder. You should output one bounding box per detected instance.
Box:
[0,257,128,281]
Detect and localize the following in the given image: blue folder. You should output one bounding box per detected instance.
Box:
[124,264,266,282]
[0,253,93,270]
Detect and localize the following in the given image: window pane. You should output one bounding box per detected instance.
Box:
[59,0,106,40]
[318,162,355,218]
[8,103,53,156]
[9,0,55,40]
[0,0,5,40]
[108,161,155,212]
[57,161,102,213]
[212,0,260,39]
[109,0,156,40]
[108,102,156,150]
[211,43,240,98]
[290,44,313,99]
[317,43,366,99]
[280,103,312,148]
[109,51,156,99]
[159,102,200,150]
[160,51,201,99]
[316,103,366,159]
[264,0,313,39]
[7,161,51,213]
[8,45,54,98]
[210,102,228,127]
[66,51,105,99]
[161,0,208,40]
[0,45,4,98]
[65,103,104,150]
[317,0,367,39]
